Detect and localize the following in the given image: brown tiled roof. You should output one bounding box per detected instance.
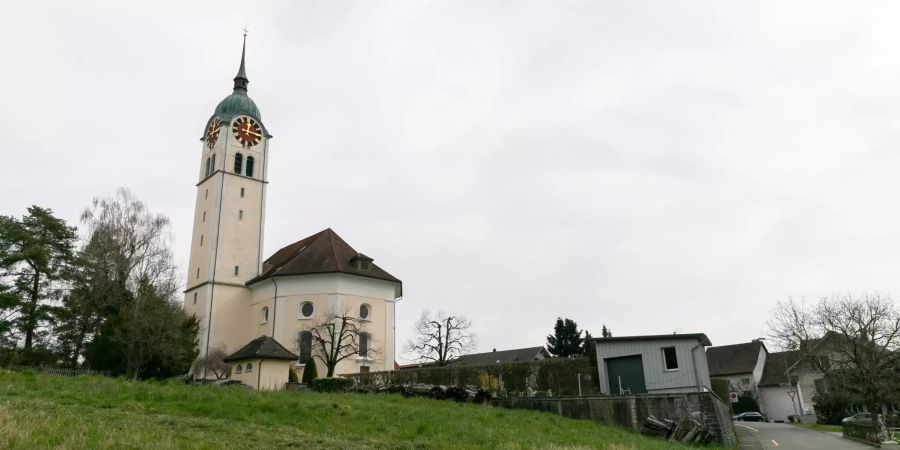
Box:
[706,341,766,377]
[449,347,551,367]
[246,228,401,286]
[758,350,801,386]
[223,335,298,362]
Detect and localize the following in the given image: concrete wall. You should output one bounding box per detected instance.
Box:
[595,337,711,394]
[494,392,736,448]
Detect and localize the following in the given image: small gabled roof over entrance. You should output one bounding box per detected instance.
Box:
[223,335,298,362]
[246,228,401,286]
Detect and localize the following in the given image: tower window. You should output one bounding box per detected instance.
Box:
[240,187,245,198]
[202,211,206,222]
[234,153,243,174]
[359,304,370,321]
[193,292,197,305]
[260,306,269,323]
[196,267,200,279]
[234,266,239,276]
[239,210,243,220]
[246,156,255,177]
[205,189,208,200]
[200,235,203,246]
[205,157,211,177]
[211,154,216,173]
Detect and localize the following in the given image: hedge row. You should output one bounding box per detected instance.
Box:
[346,357,597,396]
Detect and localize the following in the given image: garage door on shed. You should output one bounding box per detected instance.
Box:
[606,354,647,394]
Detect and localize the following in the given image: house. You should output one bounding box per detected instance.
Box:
[224,335,298,391]
[592,334,713,395]
[398,346,550,370]
[757,350,805,421]
[706,340,767,395]
[183,37,402,379]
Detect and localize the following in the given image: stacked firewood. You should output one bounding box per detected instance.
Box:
[350,383,493,404]
[642,415,715,445]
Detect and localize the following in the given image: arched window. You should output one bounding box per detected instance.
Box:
[210,154,216,174]
[205,157,211,177]
[300,302,314,319]
[246,156,255,177]
[235,364,242,374]
[359,304,370,321]
[358,332,369,358]
[234,153,243,174]
[246,362,253,372]
[298,331,312,362]
[261,306,269,323]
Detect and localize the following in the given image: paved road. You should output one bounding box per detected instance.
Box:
[735,421,869,449]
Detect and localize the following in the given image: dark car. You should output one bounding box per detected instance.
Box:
[733,412,766,422]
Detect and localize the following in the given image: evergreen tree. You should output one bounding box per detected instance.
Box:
[301,356,318,384]
[601,325,612,338]
[546,317,584,357]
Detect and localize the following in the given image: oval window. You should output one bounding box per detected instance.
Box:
[360,304,370,320]
[301,302,314,318]
[246,363,252,372]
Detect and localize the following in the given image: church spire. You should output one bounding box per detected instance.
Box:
[233,29,249,93]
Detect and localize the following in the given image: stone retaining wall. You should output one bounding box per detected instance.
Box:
[493,392,736,448]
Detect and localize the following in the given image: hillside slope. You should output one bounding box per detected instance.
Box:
[0,371,702,449]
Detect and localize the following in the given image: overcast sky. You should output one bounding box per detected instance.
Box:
[4,1,900,360]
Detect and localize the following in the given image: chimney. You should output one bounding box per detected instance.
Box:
[492,348,496,352]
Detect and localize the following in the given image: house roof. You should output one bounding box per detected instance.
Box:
[706,341,766,377]
[758,350,802,386]
[593,333,712,346]
[246,228,401,286]
[450,347,550,367]
[223,335,298,362]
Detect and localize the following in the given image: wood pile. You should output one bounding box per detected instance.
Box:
[350,383,493,404]
[641,415,715,445]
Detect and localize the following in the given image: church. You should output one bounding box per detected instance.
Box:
[183,37,402,384]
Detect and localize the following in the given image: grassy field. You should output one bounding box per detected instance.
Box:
[0,370,710,449]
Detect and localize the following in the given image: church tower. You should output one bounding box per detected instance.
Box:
[184,35,270,362]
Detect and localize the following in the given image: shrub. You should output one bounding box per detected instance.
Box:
[309,377,352,392]
[288,367,299,383]
[301,357,318,384]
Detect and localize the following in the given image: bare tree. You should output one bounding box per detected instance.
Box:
[305,308,376,377]
[194,347,231,379]
[768,294,900,417]
[404,310,476,366]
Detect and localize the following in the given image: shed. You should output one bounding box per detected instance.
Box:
[593,333,712,395]
[224,335,298,391]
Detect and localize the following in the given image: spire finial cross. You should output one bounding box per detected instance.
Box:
[243,26,249,40]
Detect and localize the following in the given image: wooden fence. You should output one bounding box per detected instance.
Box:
[3,364,110,377]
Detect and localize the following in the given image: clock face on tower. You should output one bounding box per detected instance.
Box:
[232,117,262,147]
[206,118,221,148]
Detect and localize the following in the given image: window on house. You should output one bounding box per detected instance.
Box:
[240,187,245,198]
[246,362,253,372]
[358,332,369,358]
[234,153,243,174]
[235,364,242,374]
[662,347,678,371]
[359,304,370,320]
[234,266,239,276]
[239,210,243,220]
[246,156,255,177]
[261,306,269,323]
[740,377,750,387]
[298,331,312,362]
[300,302,314,319]
[814,378,829,394]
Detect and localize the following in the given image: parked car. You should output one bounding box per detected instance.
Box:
[733,412,767,422]
[842,413,875,425]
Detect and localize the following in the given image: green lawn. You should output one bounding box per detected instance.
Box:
[791,422,843,433]
[0,370,707,449]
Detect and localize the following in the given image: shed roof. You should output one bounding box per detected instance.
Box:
[246,228,401,286]
[706,341,766,377]
[223,335,298,362]
[593,333,712,346]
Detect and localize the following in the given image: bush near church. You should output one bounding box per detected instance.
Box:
[301,357,318,384]
[309,377,353,392]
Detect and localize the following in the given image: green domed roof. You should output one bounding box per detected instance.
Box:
[215,92,261,122]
